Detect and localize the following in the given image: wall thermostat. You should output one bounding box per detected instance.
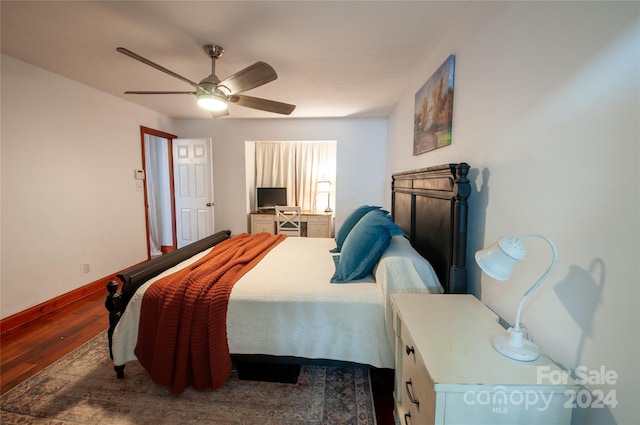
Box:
[134,169,145,180]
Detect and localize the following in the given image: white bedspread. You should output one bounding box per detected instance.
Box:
[112,237,394,368]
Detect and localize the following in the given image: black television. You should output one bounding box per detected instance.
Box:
[256,187,288,210]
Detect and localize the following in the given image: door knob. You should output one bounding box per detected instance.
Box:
[206,202,214,207]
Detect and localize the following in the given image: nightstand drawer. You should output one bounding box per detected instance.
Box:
[400,320,436,425]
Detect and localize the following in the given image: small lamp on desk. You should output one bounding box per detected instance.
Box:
[475,233,558,361]
[317,179,332,213]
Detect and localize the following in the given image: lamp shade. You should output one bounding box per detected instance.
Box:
[317,179,332,213]
[317,180,331,193]
[475,236,527,281]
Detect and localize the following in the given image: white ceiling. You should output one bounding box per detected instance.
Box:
[1,1,468,120]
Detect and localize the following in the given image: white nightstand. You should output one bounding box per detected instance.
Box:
[391,294,577,425]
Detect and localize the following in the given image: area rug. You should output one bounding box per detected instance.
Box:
[1,333,377,424]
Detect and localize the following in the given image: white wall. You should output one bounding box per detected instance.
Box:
[0,55,176,318]
[173,118,387,235]
[386,2,639,424]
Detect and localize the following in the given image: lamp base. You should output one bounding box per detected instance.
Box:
[493,334,539,362]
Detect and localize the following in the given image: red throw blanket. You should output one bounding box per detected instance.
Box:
[134,232,286,394]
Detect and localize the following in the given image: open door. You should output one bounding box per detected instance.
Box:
[141,129,215,257]
[173,138,215,249]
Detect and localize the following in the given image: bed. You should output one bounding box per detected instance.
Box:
[105,162,471,392]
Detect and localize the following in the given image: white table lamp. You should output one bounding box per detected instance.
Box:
[475,233,558,361]
[317,179,332,213]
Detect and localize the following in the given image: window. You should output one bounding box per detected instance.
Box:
[255,141,336,212]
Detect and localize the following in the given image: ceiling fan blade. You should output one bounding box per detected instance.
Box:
[117,47,205,91]
[124,91,197,95]
[229,95,296,115]
[218,62,277,95]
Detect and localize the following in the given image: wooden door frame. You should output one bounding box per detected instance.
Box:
[140,126,178,260]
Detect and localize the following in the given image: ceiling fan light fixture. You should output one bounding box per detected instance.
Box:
[118,45,295,117]
[197,93,228,111]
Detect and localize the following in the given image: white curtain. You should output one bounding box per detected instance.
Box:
[296,142,336,211]
[255,141,336,211]
[255,142,297,203]
[144,135,162,256]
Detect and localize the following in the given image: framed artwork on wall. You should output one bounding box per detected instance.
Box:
[413,55,455,155]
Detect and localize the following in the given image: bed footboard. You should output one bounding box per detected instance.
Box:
[105,230,231,377]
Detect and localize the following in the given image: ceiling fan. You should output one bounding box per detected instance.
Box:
[117,44,296,118]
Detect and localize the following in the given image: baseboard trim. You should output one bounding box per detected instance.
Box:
[0,274,118,335]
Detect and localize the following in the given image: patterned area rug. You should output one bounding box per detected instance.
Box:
[1,333,377,424]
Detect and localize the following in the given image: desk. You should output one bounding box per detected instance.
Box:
[250,211,333,238]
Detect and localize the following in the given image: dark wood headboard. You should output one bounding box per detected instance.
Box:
[392,163,470,294]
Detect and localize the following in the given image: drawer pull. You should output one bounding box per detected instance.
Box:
[404,412,412,425]
[405,345,415,357]
[405,379,420,407]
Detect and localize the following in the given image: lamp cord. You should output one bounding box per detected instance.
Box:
[513,233,558,332]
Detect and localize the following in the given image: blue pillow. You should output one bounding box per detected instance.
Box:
[330,205,383,253]
[331,210,404,283]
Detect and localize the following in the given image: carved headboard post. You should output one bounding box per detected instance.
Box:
[450,162,470,294]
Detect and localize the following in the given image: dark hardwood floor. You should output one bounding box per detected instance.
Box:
[1,289,396,424]
[0,290,108,395]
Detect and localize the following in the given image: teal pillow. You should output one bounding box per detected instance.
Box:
[330,205,383,253]
[331,210,404,283]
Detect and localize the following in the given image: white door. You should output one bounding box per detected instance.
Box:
[173,138,215,248]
